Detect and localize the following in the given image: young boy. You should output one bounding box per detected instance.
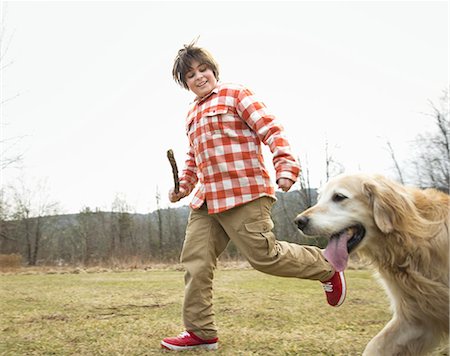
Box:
[161,42,346,351]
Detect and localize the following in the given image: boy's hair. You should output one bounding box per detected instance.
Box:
[172,40,220,90]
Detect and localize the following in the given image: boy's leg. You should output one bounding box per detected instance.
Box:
[180,204,229,340]
[216,196,333,281]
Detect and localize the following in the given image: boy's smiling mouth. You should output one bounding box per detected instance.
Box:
[184,60,217,97]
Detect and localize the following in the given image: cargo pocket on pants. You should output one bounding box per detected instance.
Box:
[244,219,278,258]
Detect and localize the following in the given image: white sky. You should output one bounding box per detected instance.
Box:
[1,1,448,214]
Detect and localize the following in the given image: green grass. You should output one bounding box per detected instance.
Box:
[0,268,444,355]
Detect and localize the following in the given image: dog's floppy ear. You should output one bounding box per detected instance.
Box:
[362,177,413,234]
[363,180,394,233]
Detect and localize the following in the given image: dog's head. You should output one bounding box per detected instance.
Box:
[295,173,416,271]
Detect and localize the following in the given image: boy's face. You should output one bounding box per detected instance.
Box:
[185,60,217,98]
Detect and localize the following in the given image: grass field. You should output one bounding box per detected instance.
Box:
[0,267,447,355]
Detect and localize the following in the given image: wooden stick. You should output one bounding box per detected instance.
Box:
[167,149,180,194]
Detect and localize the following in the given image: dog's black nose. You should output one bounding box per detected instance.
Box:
[295,215,309,231]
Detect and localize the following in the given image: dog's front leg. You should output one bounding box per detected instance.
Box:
[363,316,437,356]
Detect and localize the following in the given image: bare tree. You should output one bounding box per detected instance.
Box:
[385,139,405,185]
[11,178,59,265]
[0,5,16,96]
[325,139,344,182]
[155,186,163,257]
[410,91,449,192]
[0,187,18,255]
[111,194,137,260]
[1,4,23,170]
[297,154,312,208]
[73,207,96,265]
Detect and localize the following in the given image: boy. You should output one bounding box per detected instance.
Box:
[161,42,346,351]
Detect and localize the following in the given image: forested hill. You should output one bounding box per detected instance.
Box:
[0,189,323,266]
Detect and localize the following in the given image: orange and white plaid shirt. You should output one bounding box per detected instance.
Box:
[179,82,300,214]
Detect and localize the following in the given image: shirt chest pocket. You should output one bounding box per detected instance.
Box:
[203,107,248,140]
[202,107,229,134]
[187,107,229,146]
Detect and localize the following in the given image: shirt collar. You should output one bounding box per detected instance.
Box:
[193,82,220,104]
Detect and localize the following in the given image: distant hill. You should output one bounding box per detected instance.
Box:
[0,189,321,266]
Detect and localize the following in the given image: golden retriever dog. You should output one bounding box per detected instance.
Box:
[295,173,449,356]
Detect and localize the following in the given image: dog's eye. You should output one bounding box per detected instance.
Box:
[332,193,348,202]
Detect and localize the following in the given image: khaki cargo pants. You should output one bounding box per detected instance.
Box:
[180,196,334,340]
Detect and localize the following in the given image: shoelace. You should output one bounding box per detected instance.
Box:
[322,282,333,292]
[178,331,191,339]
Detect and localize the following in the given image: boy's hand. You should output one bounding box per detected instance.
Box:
[168,187,188,203]
[277,178,294,192]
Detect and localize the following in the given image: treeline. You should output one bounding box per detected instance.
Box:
[0,189,323,266]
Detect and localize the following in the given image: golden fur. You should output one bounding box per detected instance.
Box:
[296,173,449,355]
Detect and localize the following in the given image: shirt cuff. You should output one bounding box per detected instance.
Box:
[179,179,194,194]
[276,170,299,183]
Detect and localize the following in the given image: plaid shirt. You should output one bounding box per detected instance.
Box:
[179,82,300,214]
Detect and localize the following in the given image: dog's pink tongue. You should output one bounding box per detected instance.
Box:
[323,229,354,272]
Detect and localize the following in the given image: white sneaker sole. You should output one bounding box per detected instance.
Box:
[334,271,346,307]
[161,341,218,351]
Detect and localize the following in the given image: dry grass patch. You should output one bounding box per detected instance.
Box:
[0,254,22,271]
[0,269,447,355]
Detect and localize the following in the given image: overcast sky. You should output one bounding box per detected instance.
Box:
[1,1,448,214]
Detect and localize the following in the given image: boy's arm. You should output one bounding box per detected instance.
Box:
[236,87,300,184]
[168,146,198,203]
[178,145,198,195]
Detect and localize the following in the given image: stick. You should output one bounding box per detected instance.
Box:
[167,149,180,194]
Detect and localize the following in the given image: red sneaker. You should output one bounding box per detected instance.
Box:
[322,271,346,307]
[161,331,219,351]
